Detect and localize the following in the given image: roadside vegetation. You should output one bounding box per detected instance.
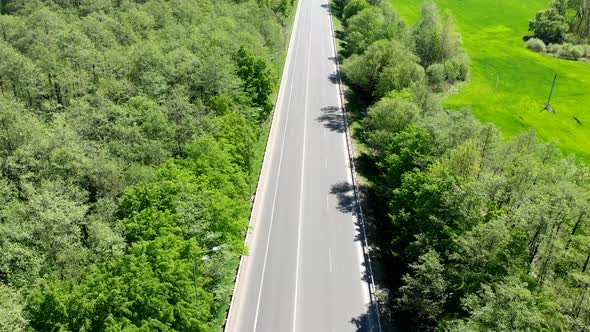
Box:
[392,0,590,162]
[334,0,590,331]
[0,0,292,330]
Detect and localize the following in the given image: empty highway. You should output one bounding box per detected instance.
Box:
[225,0,375,330]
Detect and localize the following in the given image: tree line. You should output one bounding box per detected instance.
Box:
[526,0,590,60]
[336,0,590,331]
[529,0,590,44]
[0,0,292,330]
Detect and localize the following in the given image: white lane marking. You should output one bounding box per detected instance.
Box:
[326,0,372,308]
[293,4,313,331]
[325,159,327,169]
[226,0,304,328]
[329,248,333,273]
[252,7,302,329]
[326,195,329,209]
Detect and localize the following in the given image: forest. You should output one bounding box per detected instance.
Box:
[335,0,590,331]
[0,0,292,330]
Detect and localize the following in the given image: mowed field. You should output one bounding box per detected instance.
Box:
[391,0,590,162]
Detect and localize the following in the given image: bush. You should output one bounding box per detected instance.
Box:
[525,38,546,52]
[580,44,590,58]
[546,43,562,54]
[426,63,446,87]
[528,8,568,44]
[444,54,469,82]
[376,62,425,98]
[558,43,583,59]
[363,97,420,153]
[342,39,418,96]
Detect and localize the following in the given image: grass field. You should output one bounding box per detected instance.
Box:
[390,0,590,162]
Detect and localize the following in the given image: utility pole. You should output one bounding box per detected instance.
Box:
[542,74,557,114]
[247,112,252,198]
[246,110,258,200]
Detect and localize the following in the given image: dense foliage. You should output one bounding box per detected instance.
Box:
[0,0,292,330]
[337,0,590,331]
[529,0,590,44]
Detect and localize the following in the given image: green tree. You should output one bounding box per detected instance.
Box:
[363,96,420,154]
[376,61,425,97]
[236,47,274,120]
[342,39,417,97]
[443,277,562,331]
[529,6,569,43]
[0,284,27,332]
[344,6,405,55]
[413,1,442,66]
[397,250,448,331]
[343,0,370,22]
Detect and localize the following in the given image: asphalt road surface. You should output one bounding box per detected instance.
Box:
[225,0,374,330]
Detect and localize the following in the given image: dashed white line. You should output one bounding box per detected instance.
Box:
[292,6,314,332]
[329,248,333,273]
[252,17,300,332]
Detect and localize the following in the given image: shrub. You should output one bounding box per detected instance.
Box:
[528,7,568,44]
[342,39,417,95]
[376,62,425,98]
[426,63,446,88]
[558,43,583,59]
[363,97,420,153]
[525,38,546,52]
[546,43,562,54]
[444,54,470,82]
[580,44,590,58]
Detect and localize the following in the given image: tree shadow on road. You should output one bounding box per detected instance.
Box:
[328,71,339,84]
[350,310,371,331]
[330,179,398,331]
[330,181,356,214]
[317,106,346,133]
[350,302,382,332]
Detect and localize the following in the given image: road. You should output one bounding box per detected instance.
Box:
[225,0,374,331]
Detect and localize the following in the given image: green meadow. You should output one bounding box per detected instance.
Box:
[391,0,590,162]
